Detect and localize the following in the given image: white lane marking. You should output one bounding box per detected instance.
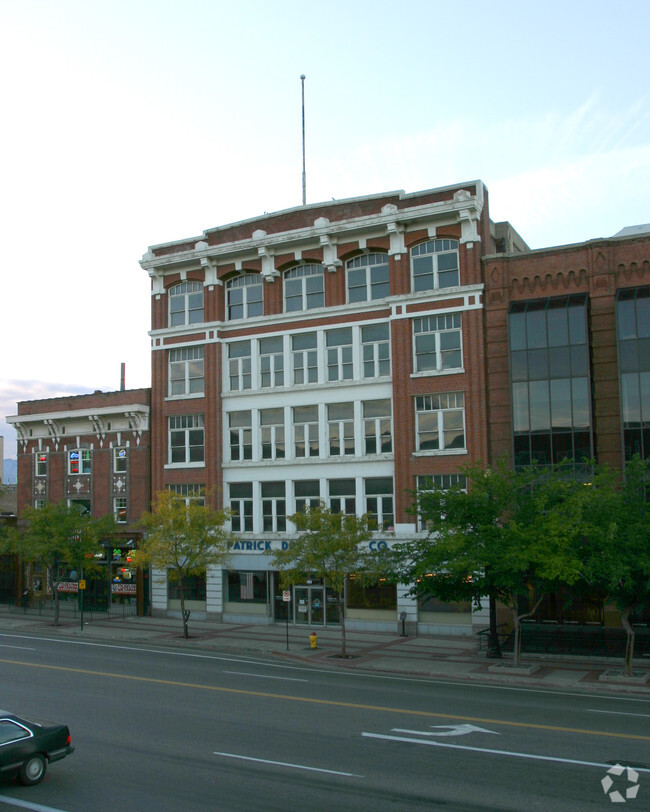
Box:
[213,751,363,777]
[0,794,70,811]
[0,644,36,650]
[393,724,499,737]
[362,732,650,773]
[588,709,650,718]
[0,632,648,704]
[223,670,308,682]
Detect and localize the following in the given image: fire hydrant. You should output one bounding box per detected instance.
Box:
[309,631,318,649]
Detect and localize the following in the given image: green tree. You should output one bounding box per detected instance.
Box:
[9,501,114,625]
[389,460,584,667]
[570,458,650,676]
[131,490,233,639]
[269,503,377,658]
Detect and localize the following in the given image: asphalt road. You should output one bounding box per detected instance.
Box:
[0,631,648,811]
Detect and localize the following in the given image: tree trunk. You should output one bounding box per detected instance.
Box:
[621,605,635,677]
[486,590,502,659]
[338,592,346,658]
[512,594,544,668]
[179,578,189,639]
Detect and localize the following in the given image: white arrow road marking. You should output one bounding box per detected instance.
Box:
[361,733,650,773]
[391,724,499,737]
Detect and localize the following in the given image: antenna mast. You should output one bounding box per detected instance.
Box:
[300,74,306,206]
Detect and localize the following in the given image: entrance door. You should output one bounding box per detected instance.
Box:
[294,586,325,626]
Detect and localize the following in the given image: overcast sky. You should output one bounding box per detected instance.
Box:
[1,0,649,461]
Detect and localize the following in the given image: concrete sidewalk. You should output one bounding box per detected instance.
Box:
[1,609,649,696]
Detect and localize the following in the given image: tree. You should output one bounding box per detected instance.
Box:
[9,501,115,625]
[571,458,650,676]
[269,503,377,658]
[388,460,584,667]
[131,490,233,639]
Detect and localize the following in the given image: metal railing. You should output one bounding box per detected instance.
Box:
[0,598,138,621]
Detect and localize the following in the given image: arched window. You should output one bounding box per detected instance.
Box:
[169,281,203,327]
[284,264,324,312]
[411,239,459,292]
[226,273,263,321]
[346,253,389,303]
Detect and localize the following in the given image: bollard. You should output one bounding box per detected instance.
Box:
[309,631,318,649]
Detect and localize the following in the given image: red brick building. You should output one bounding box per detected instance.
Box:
[7,389,150,612]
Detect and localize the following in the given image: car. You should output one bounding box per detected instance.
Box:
[0,710,74,785]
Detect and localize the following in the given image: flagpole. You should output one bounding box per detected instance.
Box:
[301,74,306,206]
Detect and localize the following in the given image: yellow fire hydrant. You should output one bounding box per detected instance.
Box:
[309,631,318,649]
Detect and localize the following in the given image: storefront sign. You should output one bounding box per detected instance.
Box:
[57,582,79,593]
[230,540,290,552]
[112,583,137,595]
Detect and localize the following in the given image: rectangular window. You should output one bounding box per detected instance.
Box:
[34,499,46,510]
[114,447,127,473]
[328,478,356,516]
[413,313,462,373]
[169,414,205,464]
[361,323,390,378]
[365,477,394,529]
[617,287,650,461]
[230,483,253,532]
[259,336,284,388]
[292,332,318,384]
[227,570,268,603]
[262,481,286,531]
[35,453,47,477]
[294,480,320,513]
[228,340,252,391]
[415,393,465,452]
[363,399,392,454]
[326,327,353,382]
[169,346,205,396]
[168,573,206,601]
[293,405,319,457]
[229,411,252,461]
[168,483,205,506]
[328,402,355,456]
[68,449,91,475]
[416,474,468,530]
[260,408,285,460]
[114,497,127,523]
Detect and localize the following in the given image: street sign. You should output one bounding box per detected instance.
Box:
[78,580,86,590]
[282,590,291,602]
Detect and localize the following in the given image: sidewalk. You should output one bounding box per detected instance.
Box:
[1,609,648,696]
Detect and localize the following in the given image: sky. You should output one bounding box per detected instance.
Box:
[1,0,649,464]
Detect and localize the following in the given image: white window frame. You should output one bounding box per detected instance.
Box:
[169,346,205,397]
[260,408,285,461]
[294,480,321,514]
[292,332,318,384]
[168,483,205,506]
[326,327,353,382]
[228,411,252,461]
[361,323,390,378]
[226,273,263,321]
[411,239,460,292]
[35,452,47,477]
[293,405,319,458]
[415,393,466,453]
[284,264,325,312]
[363,399,392,454]
[228,340,252,392]
[328,479,356,516]
[259,336,285,389]
[413,313,462,374]
[261,482,286,532]
[114,447,127,473]
[346,253,390,303]
[114,497,127,524]
[168,414,205,465]
[328,403,355,456]
[364,477,394,530]
[169,281,204,327]
[416,474,467,530]
[68,449,91,475]
[230,483,253,532]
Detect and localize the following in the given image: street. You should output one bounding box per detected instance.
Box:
[0,631,648,811]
